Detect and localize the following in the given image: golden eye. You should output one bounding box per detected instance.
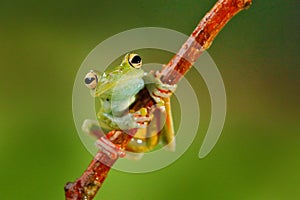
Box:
[84,71,98,90]
[128,54,142,69]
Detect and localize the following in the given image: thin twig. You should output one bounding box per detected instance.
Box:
[65,0,252,199]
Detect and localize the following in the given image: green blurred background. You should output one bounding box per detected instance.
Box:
[0,0,299,199]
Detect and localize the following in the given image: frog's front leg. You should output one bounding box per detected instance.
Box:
[100,108,153,131]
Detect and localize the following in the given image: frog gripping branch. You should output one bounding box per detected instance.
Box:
[65,0,252,199]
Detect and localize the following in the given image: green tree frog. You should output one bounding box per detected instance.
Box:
[83,53,176,155]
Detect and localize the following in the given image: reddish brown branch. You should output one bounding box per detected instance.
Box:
[133,0,252,111]
[65,0,252,199]
[161,0,252,85]
[65,130,134,200]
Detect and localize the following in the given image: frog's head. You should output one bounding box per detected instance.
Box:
[84,53,144,97]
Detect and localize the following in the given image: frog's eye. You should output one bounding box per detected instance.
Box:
[128,54,142,69]
[84,71,98,90]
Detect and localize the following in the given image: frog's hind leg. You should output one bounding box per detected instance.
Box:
[144,72,176,151]
[161,97,176,151]
[82,119,105,139]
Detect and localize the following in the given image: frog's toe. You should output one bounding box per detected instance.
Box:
[133,121,148,129]
[132,113,152,128]
[82,119,105,138]
[163,138,176,152]
[133,115,151,123]
[82,119,97,130]
[153,82,177,99]
[145,71,177,100]
[102,112,152,130]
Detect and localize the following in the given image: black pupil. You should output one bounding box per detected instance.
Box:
[85,77,95,84]
[131,55,141,64]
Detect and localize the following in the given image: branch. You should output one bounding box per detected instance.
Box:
[65,130,134,200]
[65,0,252,199]
[160,0,252,85]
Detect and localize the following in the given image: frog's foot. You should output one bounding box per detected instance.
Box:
[151,82,176,105]
[82,119,105,138]
[131,108,153,128]
[95,136,126,160]
[95,136,145,161]
[145,71,177,104]
[153,71,177,98]
[103,110,152,130]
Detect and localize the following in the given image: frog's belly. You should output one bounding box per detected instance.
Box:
[125,112,165,153]
[126,129,159,153]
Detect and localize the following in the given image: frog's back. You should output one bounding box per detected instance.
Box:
[98,65,145,100]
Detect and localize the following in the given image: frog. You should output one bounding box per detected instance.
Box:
[82,53,177,156]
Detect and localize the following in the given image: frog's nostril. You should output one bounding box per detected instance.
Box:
[85,77,95,84]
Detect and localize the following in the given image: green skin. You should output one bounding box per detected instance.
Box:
[84,53,175,153]
[95,56,145,131]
